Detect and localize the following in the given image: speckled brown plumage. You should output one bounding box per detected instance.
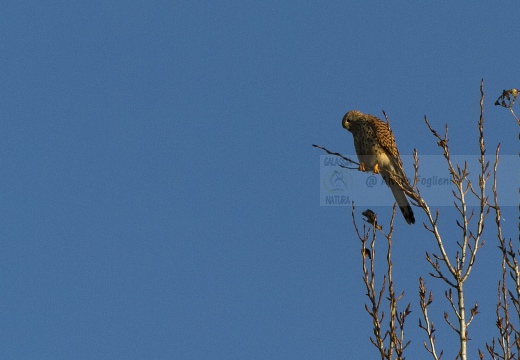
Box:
[342,110,415,224]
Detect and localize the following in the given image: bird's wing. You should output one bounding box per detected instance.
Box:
[365,114,404,168]
[366,114,413,190]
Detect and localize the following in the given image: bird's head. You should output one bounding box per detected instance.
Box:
[342,110,364,132]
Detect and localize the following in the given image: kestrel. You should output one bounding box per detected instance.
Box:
[342,110,415,224]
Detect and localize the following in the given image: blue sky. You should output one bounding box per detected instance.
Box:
[0,1,518,358]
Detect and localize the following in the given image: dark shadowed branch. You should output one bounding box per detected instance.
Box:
[351,204,411,359]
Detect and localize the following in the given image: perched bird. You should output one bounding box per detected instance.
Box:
[342,110,415,224]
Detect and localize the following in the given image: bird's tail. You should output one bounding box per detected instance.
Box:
[388,181,415,225]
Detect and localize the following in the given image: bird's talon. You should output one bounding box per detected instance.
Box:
[372,164,380,174]
[359,163,366,172]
